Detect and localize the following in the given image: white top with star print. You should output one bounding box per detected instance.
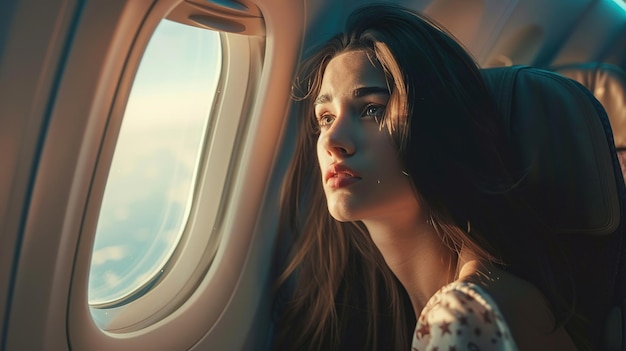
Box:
[412,281,519,351]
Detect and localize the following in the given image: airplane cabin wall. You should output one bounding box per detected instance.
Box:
[303,0,626,72]
[0,0,84,348]
[552,0,626,69]
[478,0,594,67]
[477,0,626,70]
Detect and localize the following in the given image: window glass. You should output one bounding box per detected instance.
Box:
[88,19,221,307]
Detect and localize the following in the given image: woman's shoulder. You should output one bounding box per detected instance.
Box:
[427,280,502,312]
[412,281,519,351]
[420,280,508,327]
[471,268,578,351]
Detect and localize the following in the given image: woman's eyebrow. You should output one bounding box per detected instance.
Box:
[314,94,331,106]
[353,86,390,97]
[314,87,390,106]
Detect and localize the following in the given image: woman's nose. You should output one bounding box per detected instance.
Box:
[321,113,356,158]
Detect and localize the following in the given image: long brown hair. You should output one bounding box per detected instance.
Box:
[273,4,587,350]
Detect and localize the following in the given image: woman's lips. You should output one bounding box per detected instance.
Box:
[325,163,362,188]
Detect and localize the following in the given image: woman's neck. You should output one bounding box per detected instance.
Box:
[362,214,457,317]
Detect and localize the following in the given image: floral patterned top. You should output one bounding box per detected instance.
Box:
[412,281,519,351]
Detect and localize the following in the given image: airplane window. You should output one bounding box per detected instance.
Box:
[87,19,221,307]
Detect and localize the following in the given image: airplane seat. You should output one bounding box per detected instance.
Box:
[481,66,626,351]
[552,63,626,177]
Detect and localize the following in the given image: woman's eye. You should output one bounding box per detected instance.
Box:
[363,105,385,121]
[318,114,335,126]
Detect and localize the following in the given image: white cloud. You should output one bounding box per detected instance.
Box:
[91,245,128,265]
[103,271,121,287]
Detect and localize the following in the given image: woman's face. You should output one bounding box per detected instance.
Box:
[315,50,419,224]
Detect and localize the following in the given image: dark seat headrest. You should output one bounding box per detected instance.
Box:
[481,66,620,236]
[552,63,626,150]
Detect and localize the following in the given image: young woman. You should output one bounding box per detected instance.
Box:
[273,4,588,350]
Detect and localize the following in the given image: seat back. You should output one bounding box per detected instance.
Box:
[481,66,625,350]
[553,63,626,350]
